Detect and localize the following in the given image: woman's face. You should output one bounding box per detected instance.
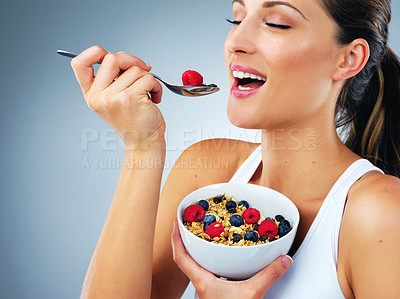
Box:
[224,0,342,130]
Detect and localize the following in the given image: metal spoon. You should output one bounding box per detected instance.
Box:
[57,50,220,97]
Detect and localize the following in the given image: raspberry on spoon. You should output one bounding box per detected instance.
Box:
[182,70,204,86]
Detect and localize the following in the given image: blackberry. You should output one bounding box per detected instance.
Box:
[238,200,249,209]
[275,215,285,222]
[229,215,244,227]
[213,194,225,204]
[225,200,237,210]
[232,233,243,243]
[244,231,259,242]
[197,200,209,211]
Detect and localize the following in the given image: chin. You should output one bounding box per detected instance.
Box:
[227,101,261,129]
[227,101,290,131]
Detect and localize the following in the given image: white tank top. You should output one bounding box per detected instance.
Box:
[192,145,384,299]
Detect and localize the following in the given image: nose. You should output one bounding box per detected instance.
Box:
[225,20,257,55]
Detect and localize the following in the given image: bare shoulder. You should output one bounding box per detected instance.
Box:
[173,138,260,188]
[344,173,400,246]
[342,173,400,297]
[347,173,400,217]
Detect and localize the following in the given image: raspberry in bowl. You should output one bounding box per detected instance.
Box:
[177,182,300,280]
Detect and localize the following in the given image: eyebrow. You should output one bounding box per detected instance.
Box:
[232,0,309,21]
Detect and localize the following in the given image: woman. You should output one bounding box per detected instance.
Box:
[71,0,400,298]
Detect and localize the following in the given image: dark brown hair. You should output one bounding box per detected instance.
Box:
[320,0,400,177]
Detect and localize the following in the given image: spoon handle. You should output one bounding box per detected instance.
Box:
[58,49,165,84]
[57,50,101,64]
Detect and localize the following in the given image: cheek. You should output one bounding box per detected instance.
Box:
[262,34,334,85]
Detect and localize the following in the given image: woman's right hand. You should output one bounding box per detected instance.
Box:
[171,221,292,299]
[71,45,165,151]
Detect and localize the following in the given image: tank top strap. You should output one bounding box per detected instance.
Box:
[229,145,262,183]
[331,158,384,208]
[291,158,383,261]
[330,158,384,262]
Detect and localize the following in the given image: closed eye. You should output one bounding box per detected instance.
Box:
[226,18,242,25]
[226,19,291,30]
[265,22,291,29]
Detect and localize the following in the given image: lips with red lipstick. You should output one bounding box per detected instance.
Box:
[230,64,267,98]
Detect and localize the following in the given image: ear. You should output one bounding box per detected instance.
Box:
[332,38,370,81]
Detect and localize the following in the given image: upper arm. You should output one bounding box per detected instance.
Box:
[344,175,400,298]
[151,138,250,298]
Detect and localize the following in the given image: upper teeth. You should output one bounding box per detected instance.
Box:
[232,70,266,81]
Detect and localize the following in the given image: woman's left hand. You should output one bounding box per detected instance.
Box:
[171,221,292,299]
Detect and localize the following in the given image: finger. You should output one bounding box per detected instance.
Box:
[117,52,152,70]
[90,52,152,93]
[247,255,292,296]
[71,45,108,94]
[171,221,214,282]
[125,73,163,104]
[111,66,150,92]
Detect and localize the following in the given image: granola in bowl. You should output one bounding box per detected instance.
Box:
[182,194,292,246]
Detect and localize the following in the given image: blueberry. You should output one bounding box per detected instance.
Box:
[225,200,237,210]
[232,233,243,243]
[259,235,268,242]
[280,220,290,228]
[229,215,244,227]
[275,215,285,222]
[278,224,291,237]
[238,200,249,209]
[203,214,216,224]
[254,224,259,231]
[266,217,276,222]
[197,200,209,211]
[244,231,259,242]
[228,207,237,214]
[213,194,225,204]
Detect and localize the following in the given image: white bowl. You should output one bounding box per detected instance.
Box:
[177,182,300,280]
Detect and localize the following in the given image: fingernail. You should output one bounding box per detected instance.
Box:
[281,256,293,269]
[146,62,152,69]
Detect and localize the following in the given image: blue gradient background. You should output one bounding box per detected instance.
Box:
[0,1,399,298]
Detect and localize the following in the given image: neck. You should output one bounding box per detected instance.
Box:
[256,120,359,202]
